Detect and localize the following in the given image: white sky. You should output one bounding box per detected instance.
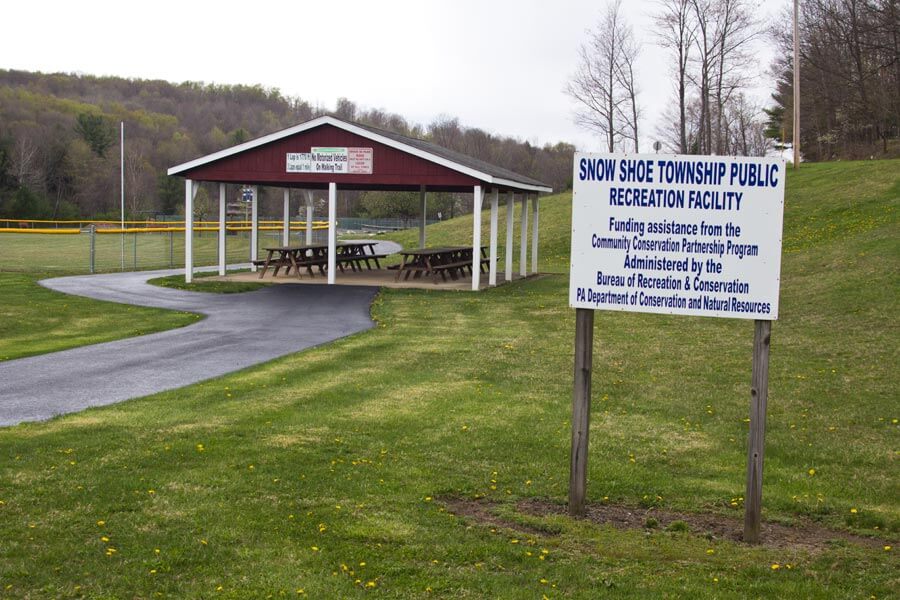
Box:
[3,0,790,152]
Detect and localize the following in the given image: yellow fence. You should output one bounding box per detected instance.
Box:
[0,219,330,235]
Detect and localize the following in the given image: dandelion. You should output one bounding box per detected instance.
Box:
[850,508,858,514]
[706,549,714,555]
[808,468,816,476]
[771,563,780,570]
[311,546,319,552]
[539,578,549,584]
[196,444,205,452]
[101,536,110,542]
[365,581,377,588]
[201,539,208,546]
[96,520,105,526]
[149,569,157,574]
[885,546,892,552]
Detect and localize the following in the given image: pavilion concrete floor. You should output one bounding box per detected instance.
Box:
[211,268,532,290]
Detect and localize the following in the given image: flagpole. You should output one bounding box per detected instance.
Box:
[120,121,125,269]
[793,0,800,169]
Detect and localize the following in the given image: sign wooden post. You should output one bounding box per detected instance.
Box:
[569,308,594,516]
[566,153,785,527]
[743,319,772,543]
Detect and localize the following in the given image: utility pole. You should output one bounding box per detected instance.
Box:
[793,0,800,169]
[120,121,125,269]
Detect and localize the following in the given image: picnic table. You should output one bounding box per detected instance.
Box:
[394,246,489,284]
[256,242,389,279]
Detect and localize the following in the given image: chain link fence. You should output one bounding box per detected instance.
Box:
[0,228,329,274]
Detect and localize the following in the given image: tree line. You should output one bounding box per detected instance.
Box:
[0,69,574,220]
[568,0,898,160]
[766,0,899,160]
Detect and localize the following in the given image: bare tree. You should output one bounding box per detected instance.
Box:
[10,135,41,190]
[567,0,640,152]
[710,0,760,154]
[428,115,463,150]
[654,0,695,153]
[616,22,642,151]
[690,0,715,153]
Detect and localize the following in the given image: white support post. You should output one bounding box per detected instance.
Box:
[471,185,483,291]
[505,191,515,281]
[489,189,499,286]
[218,183,226,276]
[305,191,314,245]
[419,184,427,248]
[282,189,290,246]
[531,195,539,274]
[519,194,529,277]
[327,182,337,285]
[185,179,194,283]
[250,185,259,272]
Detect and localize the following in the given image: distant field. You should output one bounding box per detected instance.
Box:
[0,229,325,273]
[0,159,897,598]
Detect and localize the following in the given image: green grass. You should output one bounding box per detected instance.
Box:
[0,229,311,273]
[0,273,201,362]
[147,271,269,294]
[0,160,898,598]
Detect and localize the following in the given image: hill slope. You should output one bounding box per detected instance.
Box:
[0,69,573,218]
[0,159,896,597]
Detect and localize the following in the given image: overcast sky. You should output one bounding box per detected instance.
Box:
[3,0,791,151]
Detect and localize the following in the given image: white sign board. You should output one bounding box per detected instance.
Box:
[569,153,785,319]
[286,147,373,174]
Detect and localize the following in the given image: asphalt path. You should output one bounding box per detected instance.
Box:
[0,267,379,427]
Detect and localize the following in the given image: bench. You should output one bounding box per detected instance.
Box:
[431,259,471,282]
[335,253,390,272]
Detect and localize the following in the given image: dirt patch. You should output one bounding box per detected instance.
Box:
[442,497,892,553]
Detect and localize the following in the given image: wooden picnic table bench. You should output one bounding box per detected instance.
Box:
[259,242,391,279]
[395,246,488,284]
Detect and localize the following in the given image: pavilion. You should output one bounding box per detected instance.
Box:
[167,115,552,290]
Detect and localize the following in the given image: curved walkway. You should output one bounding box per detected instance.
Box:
[0,268,378,427]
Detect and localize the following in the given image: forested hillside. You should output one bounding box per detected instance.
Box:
[0,69,574,219]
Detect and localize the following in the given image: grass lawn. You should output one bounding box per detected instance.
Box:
[0,229,299,274]
[0,273,200,362]
[0,160,897,598]
[147,271,269,294]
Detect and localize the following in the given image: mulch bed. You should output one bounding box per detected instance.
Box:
[442,496,892,552]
